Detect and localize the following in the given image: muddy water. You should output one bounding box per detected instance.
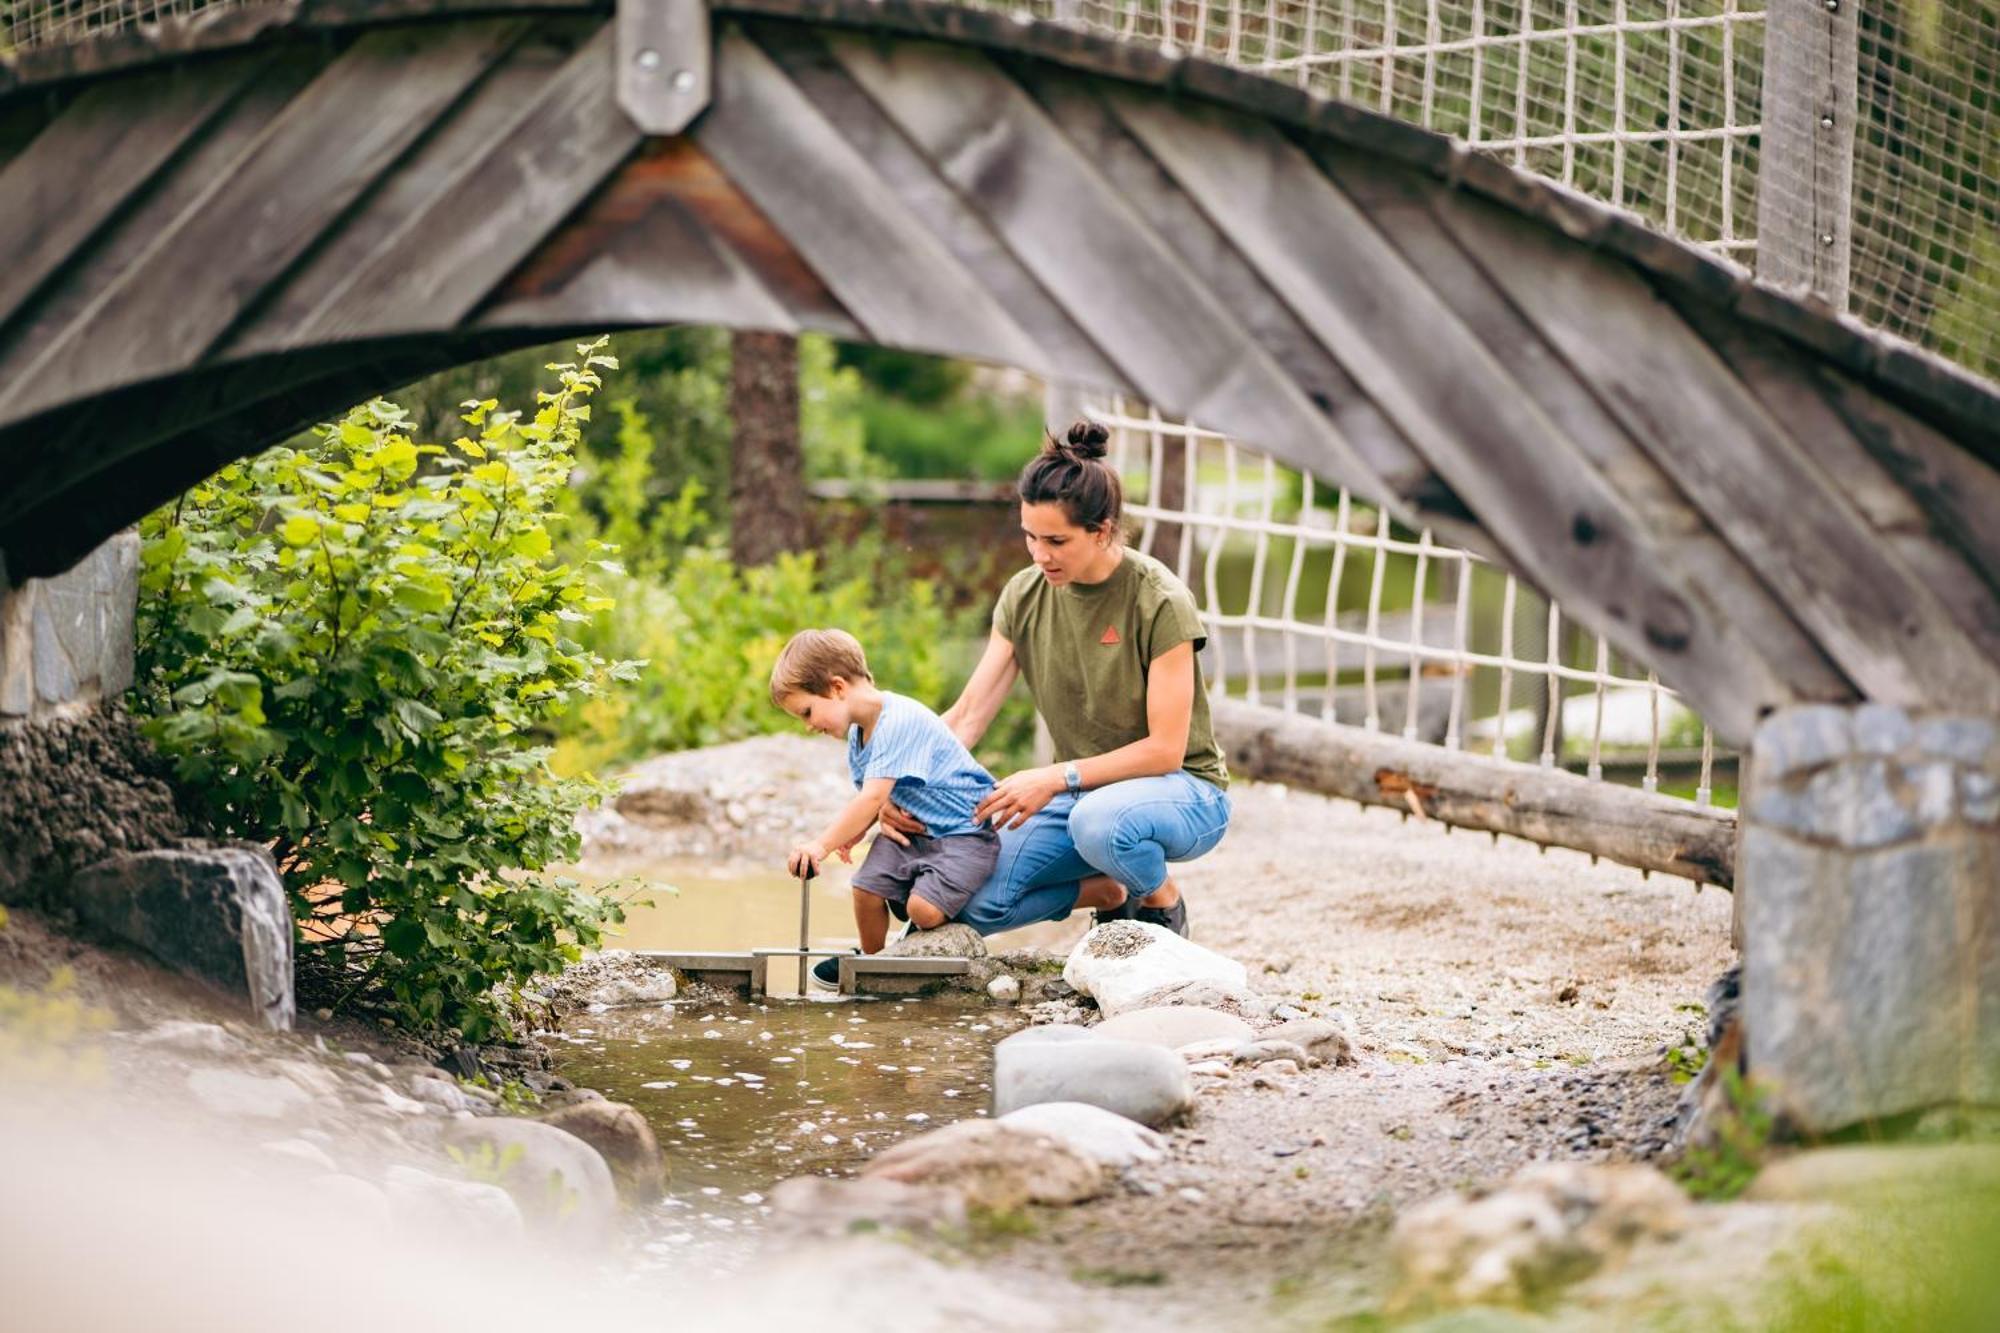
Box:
[548,865,1064,1265]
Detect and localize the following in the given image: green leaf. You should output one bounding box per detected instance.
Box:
[280,515,320,547]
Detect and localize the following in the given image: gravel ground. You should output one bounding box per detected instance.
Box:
[585,734,1739,1325]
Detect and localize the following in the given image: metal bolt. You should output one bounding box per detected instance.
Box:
[1820,114,1835,129]
[670,68,697,93]
[1824,0,1838,11]
[1820,232,1837,246]
[635,47,662,71]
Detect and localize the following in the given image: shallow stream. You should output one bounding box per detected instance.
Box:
[547,867,1040,1264]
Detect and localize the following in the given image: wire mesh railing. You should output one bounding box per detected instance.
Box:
[1092,396,1726,805]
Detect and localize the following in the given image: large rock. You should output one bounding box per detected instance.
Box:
[1093,1005,1253,1049]
[1740,705,2000,1131]
[997,1101,1168,1168]
[1389,1163,1692,1311]
[382,1165,524,1242]
[1063,922,1248,1018]
[884,922,987,959]
[441,1117,617,1239]
[993,1034,1195,1128]
[860,1119,1106,1210]
[185,1068,312,1119]
[1127,977,1268,1021]
[539,1099,667,1204]
[997,1023,1097,1050]
[70,844,293,1030]
[768,1175,967,1235]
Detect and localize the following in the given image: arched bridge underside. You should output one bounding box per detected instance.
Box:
[3,0,1999,746]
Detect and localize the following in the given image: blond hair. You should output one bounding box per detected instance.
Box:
[769,627,873,706]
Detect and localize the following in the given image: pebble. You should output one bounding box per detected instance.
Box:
[1177,1187,1206,1203]
[135,1021,244,1057]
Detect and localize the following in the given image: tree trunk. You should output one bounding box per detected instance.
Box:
[728,330,806,566]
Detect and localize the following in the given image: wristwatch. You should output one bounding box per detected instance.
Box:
[1063,761,1083,795]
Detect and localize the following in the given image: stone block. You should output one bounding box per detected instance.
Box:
[1916,716,1997,767]
[1742,825,1998,1130]
[1964,770,2000,826]
[98,533,139,697]
[32,576,96,705]
[69,845,294,1030]
[1802,759,1918,848]
[1852,704,1916,756]
[1752,705,1853,781]
[1905,760,1957,826]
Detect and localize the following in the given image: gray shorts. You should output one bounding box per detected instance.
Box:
[852,828,1001,921]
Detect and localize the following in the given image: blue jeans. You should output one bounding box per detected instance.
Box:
[957,772,1232,935]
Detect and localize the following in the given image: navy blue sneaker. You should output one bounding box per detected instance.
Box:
[810,953,849,991]
[1133,895,1189,938]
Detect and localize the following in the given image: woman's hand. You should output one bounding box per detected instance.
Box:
[974,766,1066,830]
[877,801,928,847]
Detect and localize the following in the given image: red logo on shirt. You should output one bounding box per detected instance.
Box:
[1100,624,1121,645]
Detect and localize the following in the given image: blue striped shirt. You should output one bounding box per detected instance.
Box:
[848,692,995,837]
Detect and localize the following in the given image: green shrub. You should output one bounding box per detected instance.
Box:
[132,341,633,1042]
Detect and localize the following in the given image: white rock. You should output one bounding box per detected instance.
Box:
[384,1165,524,1242]
[406,1077,474,1112]
[986,975,1022,1004]
[997,1024,1098,1050]
[1094,1005,1253,1050]
[378,1087,430,1116]
[441,1117,618,1240]
[994,1035,1195,1129]
[186,1069,312,1119]
[134,1021,245,1057]
[269,1058,344,1099]
[1188,1061,1231,1077]
[1175,1037,1244,1063]
[861,1120,1106,1210]
[1063,922,1249,1018]
[998,1101,1168,1168]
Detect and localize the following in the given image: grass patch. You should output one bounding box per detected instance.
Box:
[1072,1265,1167,1288]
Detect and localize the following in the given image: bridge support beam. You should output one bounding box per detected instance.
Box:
[1740,705,2000,1132]
[616,0,712,134]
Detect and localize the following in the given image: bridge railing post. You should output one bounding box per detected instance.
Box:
[617,0,713,135]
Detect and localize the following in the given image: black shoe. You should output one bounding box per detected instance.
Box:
[1090,894,1137,928]
[1133,895,1189,938]
[810,953,849,991]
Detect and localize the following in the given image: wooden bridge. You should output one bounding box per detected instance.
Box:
[2,0,1998,748]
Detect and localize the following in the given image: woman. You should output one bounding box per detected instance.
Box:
[883,420,1231,936]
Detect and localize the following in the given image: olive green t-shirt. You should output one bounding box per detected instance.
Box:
[992,549,1228,790]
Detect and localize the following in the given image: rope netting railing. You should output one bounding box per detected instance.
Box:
[1090,396,1726,805]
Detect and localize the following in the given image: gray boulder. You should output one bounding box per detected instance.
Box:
[885,922,987,959]
[997,1023,1098,1050]
[997,1101,1168,1168]
[71,843,293,1029]
[994,1034,1195,1128]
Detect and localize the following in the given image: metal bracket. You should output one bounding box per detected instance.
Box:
[617,0,712,135]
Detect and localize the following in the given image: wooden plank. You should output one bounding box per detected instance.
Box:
[693,25,1047,370]
[227,18,597,351]
[1428,188,2000,715]
[0,49,330,516]
[0,58,263,332]
[1311,146,1852,731]
[0,19,531,422]
[1107,90,1812,741]
[1668,293,2000,661]
[1019,68,1479,548]
[827,34,1381,502]
[269,20,644,343]
[1213,699,1737,888]
[478,141,800,335]
[747,21,1122,387]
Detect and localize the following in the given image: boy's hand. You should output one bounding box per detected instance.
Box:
[787,841,829,878]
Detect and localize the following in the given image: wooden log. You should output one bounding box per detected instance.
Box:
[1211,698,1736,888]
[827,33,1381,496]
[0,19,531,422]
[694,24,1047,369]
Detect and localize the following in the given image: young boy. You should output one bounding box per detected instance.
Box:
[769,628,1001,989]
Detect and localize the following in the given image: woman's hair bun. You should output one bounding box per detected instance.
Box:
[1062,419,1111,459]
